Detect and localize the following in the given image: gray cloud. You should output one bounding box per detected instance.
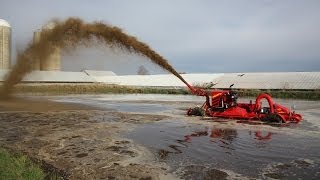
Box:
[1,0,319,73]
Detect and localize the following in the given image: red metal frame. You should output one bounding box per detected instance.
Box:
[186,84,302,123]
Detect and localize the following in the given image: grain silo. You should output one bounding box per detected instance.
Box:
[41,46,61,71]
[31,30,41,70]
[0,19,11,69]
[33,22,61,71]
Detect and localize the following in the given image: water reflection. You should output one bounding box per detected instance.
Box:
[182,127,273,143]
[158,127,275,158]
[129,121,319,179]
[253,131,273,141]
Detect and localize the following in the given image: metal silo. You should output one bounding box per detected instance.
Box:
[35,22,61,71]
[0,19,11,69]
[32,30,41,70]
[41,46,61,71]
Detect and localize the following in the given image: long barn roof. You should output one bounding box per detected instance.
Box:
[1,70,319,89]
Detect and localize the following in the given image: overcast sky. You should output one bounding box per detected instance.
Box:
[1,0,320,74]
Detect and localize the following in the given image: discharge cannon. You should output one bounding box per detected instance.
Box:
[186,83,302,123]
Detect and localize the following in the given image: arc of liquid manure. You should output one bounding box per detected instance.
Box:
[1,17,189,98]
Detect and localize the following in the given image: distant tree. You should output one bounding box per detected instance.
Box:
[137,65,150,75]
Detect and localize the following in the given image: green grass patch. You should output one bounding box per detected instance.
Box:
[0,148,45,180]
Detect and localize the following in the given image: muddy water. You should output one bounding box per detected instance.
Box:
[129,121,320,179]
[52,94,320,179]
[50,94,200,113]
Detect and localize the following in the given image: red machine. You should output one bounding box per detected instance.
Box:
[186,84,302,123]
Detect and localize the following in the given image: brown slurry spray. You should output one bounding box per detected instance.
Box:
[0,17,189,98]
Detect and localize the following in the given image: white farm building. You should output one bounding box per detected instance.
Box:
[1,70,319,90]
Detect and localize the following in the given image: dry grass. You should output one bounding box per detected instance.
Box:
[5,83,319,100]
[10,83,189,96]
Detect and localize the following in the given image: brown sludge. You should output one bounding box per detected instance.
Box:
[0,17,188,99]
[0,104,170,179]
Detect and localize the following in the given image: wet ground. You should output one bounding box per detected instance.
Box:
[1,94,319,179]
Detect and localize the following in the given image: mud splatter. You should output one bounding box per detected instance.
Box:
[1,17,188,98]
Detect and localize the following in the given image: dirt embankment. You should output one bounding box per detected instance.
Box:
[0,98,171,179]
